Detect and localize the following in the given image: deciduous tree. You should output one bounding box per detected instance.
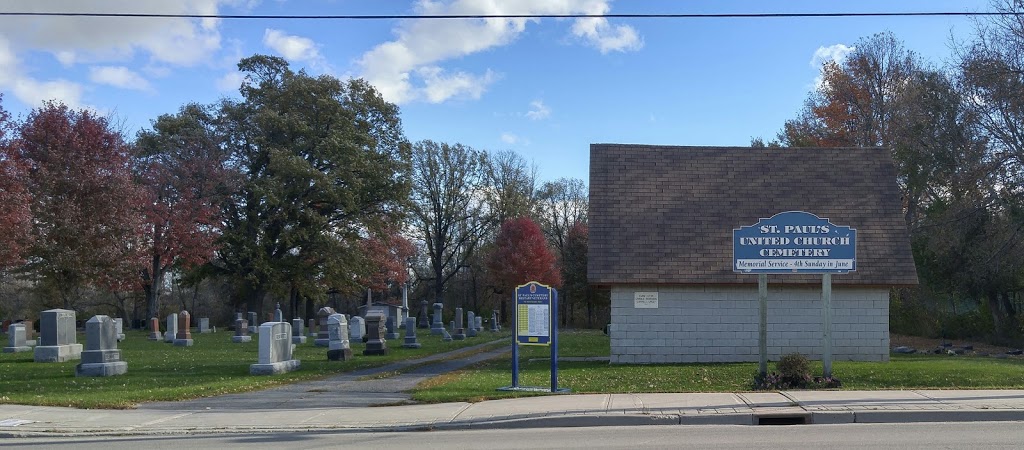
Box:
[0,95,31,269]
[485,217,560,295]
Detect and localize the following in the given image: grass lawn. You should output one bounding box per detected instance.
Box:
[410,329,1024,403]
[0,328,508,409]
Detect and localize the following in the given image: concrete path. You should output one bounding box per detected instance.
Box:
[5,390,1024,437]
[139,340,510,410]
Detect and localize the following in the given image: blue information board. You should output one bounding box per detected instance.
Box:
[515,282,553,346]
[733,211,856,274]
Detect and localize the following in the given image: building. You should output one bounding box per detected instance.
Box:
[588,144,918,363]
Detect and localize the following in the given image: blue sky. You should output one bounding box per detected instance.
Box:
[0,0,991,183]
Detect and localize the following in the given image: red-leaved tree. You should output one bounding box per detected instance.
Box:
[359,225,416,294]
[486,217,561,295]
[135,104,231,319]
[0,95,32,269]
[19,101,145,308]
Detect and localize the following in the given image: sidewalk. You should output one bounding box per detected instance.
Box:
[3,389,1024,436]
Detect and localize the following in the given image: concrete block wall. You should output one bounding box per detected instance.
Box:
[609,285,889,364]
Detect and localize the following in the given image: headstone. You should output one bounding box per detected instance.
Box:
[314,307,336,347]
[349,316,366,342]
[114,318,125,341]
[20,321,36,347]
[403,317,421,349]
[430,303,444,335]
[247,312,258,334]
[3,323,31,353]
[148,317,162,340]
[327,314,352,361]
[164,313,178,343]
[362,312,388,356]
[291,318,307,344]
[34,309,83,362]
[385,315,400,340]
[232,318,251,343]
[274,303,283,322]
[75,315,128,377]
[467,311,477,337]
[453,307,466,340]
[250,322,300,375]
[476,315,483,332]
[442,328,453,342]
[308,318,316,338]
[198,318,211,334]
[491,310,500,332]
[174,310,193,347]
[418,300,430,328]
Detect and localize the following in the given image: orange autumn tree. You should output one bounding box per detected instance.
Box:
[486,217,561,295]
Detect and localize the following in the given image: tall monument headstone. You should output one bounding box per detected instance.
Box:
[349,316,366,342]
[362,312,388,356]
[274,303,283,322]
[453,308,466,340]
[430,303,445,335]
[491,310,500,332]
[467,311,477,337]
[292,318,307,344]
[418,300,430,329]
[327,313,352,361]
[34,309,83,362]
[314,307,336,347]
[403,317,421,349]
[76,315,128,377]
[247,312,258,334]
[114,318,125,341]
[385,315,400,340]
[164,313,178,343]
[174,310,193,347]
[149,317,162,340]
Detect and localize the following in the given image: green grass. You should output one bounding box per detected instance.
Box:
[0,329,508,409]
[410,330,1024,403]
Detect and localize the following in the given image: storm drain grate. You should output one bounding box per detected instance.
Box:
[755,414,808,425]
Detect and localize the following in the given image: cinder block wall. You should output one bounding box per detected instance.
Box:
[609,285,889,364]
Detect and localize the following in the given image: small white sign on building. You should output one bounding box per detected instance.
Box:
[634,292,659,309]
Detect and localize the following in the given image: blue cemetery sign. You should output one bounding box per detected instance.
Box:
[499,281,569,393]
[733,211,857,274]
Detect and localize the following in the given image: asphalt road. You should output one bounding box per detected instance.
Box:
[6,422,1024,449]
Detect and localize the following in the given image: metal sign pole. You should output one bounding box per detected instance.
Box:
[511,291,519,388]
[822,273,833,378]
[758,273,768,377]
[550,289,558,392]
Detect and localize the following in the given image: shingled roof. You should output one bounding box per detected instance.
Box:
[588,144,918,286]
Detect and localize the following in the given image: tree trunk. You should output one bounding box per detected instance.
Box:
[987,290,1005,334]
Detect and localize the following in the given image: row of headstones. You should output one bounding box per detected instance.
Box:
[3,309,126,377]
[427,303,499,341]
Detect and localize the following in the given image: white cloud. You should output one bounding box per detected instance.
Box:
[810,44,856,89]
[89,66,153,92]
[811,44,855,68]
[501,133,521,144]
[526,100,550,120]
[216,70,245,93]
[262,29,330,72]
[0,36,86,108]
[358,0,642,104]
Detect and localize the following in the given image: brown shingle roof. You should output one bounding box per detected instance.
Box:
[588,144,919,286]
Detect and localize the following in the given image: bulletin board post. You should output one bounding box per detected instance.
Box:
[498,281,570,393]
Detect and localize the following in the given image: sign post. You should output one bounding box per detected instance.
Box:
[733,211,855,378]
[499,281,570,393]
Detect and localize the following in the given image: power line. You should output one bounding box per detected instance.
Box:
[0,11,1014,20]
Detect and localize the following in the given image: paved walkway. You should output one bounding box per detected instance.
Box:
[4,342,1024,436]
[139,340,509,410]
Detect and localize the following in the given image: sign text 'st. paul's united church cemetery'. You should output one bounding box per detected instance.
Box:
[733,211,856,274]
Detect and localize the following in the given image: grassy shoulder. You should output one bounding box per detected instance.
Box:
[410,330,1024,403]
[0,328,508,409]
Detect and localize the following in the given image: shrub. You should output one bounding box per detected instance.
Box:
[777,353,810,381]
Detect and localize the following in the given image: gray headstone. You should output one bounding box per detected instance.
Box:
[385,315,400,340]
[76,315,127,376]
[314,307,336,346]
[403,317,421,348]
[491,310,500,332]
[327,314,352,361]
[308,318,317,337]
[198,317,211,333]
[34,309,83,362]
[3,323,30,353]
[232,319,251,343]
[274,303,283,322]
[362,313,388,356]
[430,303,445,335]
[247,312,258,334]
[418,300,430,328]
[251,322,300,375]
[291,318,307,344]
[467,311,477,337]
[476,315,483,332]
[349,316,366,341]
[453,307,465,340]
[164,313,178,343]
[114,318,125,341]
[442,328,453,342]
